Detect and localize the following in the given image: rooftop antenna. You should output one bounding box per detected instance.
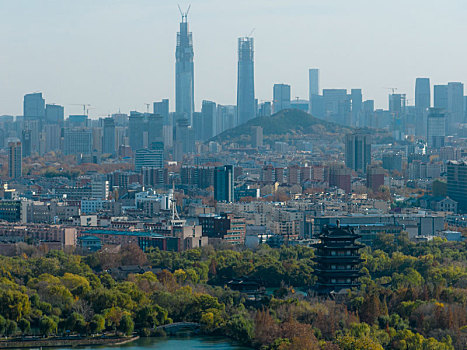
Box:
[178,4,191,22]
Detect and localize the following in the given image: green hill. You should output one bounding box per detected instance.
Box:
[211,109,354,145]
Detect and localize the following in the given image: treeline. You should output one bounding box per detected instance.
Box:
[0,235,465,349]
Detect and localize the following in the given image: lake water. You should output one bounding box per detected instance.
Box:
[60,336,252,350]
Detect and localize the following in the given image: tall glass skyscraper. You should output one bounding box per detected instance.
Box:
[447,82,464,131]
[8,140,22,179]
[175,12,194,126]
[214,165,235,203]
[102,117,116,156]
[236,37,255,125]
[23,92,45,119]
[309,68,319,98]
[415,78,430,137]
[273,84,291,113]
[415,78,431,111]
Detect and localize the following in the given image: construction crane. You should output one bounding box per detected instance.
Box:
[144,103,151,113]
[247,28,255,37]
[69,104,91,115]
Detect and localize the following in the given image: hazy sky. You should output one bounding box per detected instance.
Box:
[1,0,466,117]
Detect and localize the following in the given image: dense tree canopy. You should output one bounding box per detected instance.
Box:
[0,237,464,349]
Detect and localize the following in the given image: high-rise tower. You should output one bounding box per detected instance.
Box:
[175,7,194,126]
[415,78,430,137]
[415,78,430,111]
[236,37,255,125]
[345,132,372,174]
[8,140,22,180]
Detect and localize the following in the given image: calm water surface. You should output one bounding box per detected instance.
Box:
[60,336,251,350]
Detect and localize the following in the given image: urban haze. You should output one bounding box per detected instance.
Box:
[0,1,466,350]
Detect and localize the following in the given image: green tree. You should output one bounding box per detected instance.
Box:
[89,314,106,334]
[118,314,134,336]
[335,334,383,350]
[65,312,87,335]
[18,318,31,335]
[39,316,57,337]
[5,320,17,337]
[0,315,6,336]
[225,313,254,344]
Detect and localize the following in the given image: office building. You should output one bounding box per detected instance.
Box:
[193,112,204,142]
[258,102,272,117]
[147,114,163,146]
[447,82,464,131]
[43,124,61,153]
[414,78,430,137]
[362,100,375,128]
[198,213,246,244]
[67,115,88,128]
[91,178,110,200]
[447,160,467,212]
[389,93,406,116]
[323,89,350,125]
[350,89,362,126]
[434,85,448,110]
[427,108,446,149]
[382,153,403,172]
[309,68,319,98]
[8,140,22,179]
[214,165,234,202]
[154,99,170,126]
[135,147,164,172]
[112,113,128,127]
[366,164,385,192]
[174,118,194,161]
[23,93,45,120]
[236,37,255,125]
[21,119,40,156]
[0,200,28,223]
[64,128,92,156]
[20,129,32,157]
[345,132,371,173]
[175,11,194,125]
[252,126,263,148]
[328,163,351,193]
[201,100,216,140]
[102,118,116,156]
[308,68,321,117]
[415,78,430,111]
[217,105,236,133]
[273,84,291,113]
[45,104,64,125]
[129,113,145,151]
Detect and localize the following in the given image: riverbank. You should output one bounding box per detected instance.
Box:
[0,336,139,349]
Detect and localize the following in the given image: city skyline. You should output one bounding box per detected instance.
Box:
[1,0,467,117]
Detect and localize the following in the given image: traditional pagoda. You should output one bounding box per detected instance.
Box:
[313,222,364,294]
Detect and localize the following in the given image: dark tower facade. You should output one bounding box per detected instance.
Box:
[214,165,234,203]
[313,224,363,294]
[175,8,194,126]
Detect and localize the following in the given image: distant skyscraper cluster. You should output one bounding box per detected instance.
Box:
[1,6,467,176]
